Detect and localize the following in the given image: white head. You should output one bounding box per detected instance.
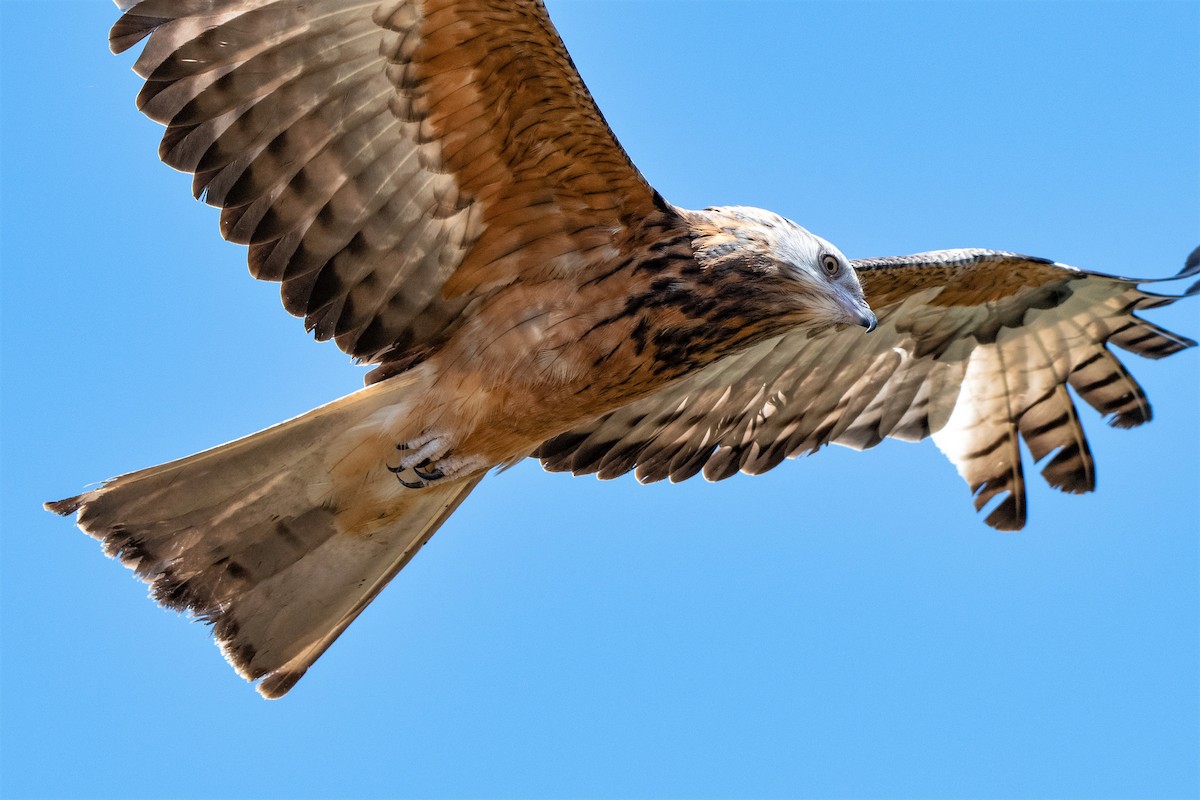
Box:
[686,205,876,332]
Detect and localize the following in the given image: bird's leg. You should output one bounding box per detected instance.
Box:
[386,432,486,488]
[393,433,450,470]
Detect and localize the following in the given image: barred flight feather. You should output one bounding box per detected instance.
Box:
[537,251,1198,530]
[110,0,671,377]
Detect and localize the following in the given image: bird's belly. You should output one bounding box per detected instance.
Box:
[418,348,664,469]
[331,259,769,495]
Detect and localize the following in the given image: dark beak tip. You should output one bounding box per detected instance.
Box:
[862,310,878,333]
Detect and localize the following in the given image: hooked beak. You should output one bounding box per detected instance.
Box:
[857,307,878,333]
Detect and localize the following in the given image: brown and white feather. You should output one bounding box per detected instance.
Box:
[537,251,1198,530]
[111,0,673,376]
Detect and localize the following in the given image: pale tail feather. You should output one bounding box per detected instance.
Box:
[46,375,480,698]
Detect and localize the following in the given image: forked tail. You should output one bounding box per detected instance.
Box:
[46,377,480,698]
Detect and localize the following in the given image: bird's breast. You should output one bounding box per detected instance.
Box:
[411,248,796,466]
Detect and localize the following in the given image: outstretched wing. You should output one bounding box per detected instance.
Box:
[111,0,676,378]
[536,249,1199,530]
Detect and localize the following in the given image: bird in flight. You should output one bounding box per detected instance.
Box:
[48,0,1197,698]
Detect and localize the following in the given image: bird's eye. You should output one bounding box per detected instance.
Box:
[821,253,840,277]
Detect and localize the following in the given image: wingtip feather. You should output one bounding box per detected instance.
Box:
[109,12,163,55]
[44,496,83,516]
[1179,245,1200,280]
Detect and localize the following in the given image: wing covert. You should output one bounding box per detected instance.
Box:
[536,249,1199,530]
[111,0,674,377]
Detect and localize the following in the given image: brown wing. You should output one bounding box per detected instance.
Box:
[111,0,675,378]
[536,249,1199,530]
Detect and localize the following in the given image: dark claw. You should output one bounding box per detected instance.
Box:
[413,463,444,481]
[387,460,427,488]
[389,444,446,487]
[394,472,424,489]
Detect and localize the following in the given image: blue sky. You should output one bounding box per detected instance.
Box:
[1,2,1197,798]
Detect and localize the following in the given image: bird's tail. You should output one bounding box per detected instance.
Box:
[45,374,480,698]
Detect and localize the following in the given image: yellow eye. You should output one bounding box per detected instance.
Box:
[821,253,840,277]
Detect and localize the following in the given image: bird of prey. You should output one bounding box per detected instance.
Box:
[48,0,1197,698]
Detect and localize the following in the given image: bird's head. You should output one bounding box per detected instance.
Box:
[685,206,876,333]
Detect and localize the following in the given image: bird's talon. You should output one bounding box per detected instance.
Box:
[387,433,457,488]
[413,464,444,481]
[394,473,424,489]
